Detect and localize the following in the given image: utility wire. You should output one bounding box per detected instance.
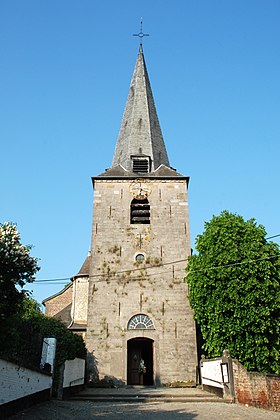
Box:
[34,253,280,285]
[266,234,280,240]
[186,253,279,274]
[33,233,280,284]
[34,258,188,282]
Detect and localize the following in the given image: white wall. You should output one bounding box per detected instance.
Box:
[63,358,85,388]
[0,359,52,405]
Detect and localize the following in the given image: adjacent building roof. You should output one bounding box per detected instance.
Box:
[43,254,90,306]
[42,282,73,305]
[73,254,90,278]
[68,323,87,331]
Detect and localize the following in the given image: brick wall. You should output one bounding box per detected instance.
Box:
[44,284,73,325]
[233,359,280,411]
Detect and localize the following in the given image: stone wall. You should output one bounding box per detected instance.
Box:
[72,277,88,324]
[233,359,280,411]
[86,178,197,385]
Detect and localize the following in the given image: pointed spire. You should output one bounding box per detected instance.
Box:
[112,45,170,173]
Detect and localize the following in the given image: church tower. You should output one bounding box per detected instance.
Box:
[86,44,197,385]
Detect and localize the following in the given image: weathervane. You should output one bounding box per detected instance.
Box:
[133,18,149,45]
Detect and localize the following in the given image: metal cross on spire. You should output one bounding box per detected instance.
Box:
[133,18,149,45]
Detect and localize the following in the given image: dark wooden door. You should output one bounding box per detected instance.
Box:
[127,346,143,385]
[127,338,154,385]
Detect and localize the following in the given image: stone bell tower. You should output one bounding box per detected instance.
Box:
[86,44,197,385]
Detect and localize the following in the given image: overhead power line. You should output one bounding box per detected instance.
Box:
[266,234,280,240]
[34,258,188,283]
[34,253,280,285]
[33,233,280,284]
[186,253,279,274]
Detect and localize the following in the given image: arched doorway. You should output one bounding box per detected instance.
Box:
[127,338,154,385]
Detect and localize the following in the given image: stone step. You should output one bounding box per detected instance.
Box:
[69,396,225,403]
[69,392,225,404]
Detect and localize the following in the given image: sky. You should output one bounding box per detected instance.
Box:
[1,0,280,305]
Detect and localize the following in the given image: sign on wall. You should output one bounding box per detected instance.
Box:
[200,359,224,389]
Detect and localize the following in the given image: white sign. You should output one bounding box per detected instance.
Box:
[201,359,224,389]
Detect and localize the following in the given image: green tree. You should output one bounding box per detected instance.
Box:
[186,211,280,374]
[0,222,39,321]
[0,224,86,371]
[1,294,86,372]
[20,295,43,319]
[18,297,87,396]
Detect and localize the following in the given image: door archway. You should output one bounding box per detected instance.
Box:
[127,337,154,385]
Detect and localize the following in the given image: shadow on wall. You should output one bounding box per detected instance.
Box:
[86,351,99,384]
[86,351,164,388]
[155,373,161,386]
[86,351,125,387]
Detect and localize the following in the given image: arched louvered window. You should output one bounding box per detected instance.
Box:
[130,198,150,224]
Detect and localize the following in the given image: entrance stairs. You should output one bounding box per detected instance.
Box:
[68,386,226,404]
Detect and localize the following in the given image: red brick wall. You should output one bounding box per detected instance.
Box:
[233,360,280,411]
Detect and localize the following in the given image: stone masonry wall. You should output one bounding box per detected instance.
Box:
[86,178,197,385]
[233,359,280,411]
[72,277,88,324]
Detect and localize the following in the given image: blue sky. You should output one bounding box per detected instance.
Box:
[1,0,280,305]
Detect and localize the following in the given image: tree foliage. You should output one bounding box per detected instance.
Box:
[19,300,86,366]
[1,295,86,369]
[0,222,39,321]
[0,223,86,373]
[186,211,280,374]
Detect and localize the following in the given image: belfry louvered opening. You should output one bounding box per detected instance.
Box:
[130,198,150,224]
[132,158,149,173]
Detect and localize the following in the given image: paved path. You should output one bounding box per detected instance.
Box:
[10,400,279,419]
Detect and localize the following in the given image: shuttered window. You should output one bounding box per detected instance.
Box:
[130,198,150,224]
[132,158,149,173]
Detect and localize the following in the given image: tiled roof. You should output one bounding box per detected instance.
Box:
[42,282,72,305]
[93,164,189,181]
[75,255,90,277]
[69,323,87,331]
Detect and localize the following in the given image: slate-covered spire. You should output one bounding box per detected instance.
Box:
[112,45,170,173]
